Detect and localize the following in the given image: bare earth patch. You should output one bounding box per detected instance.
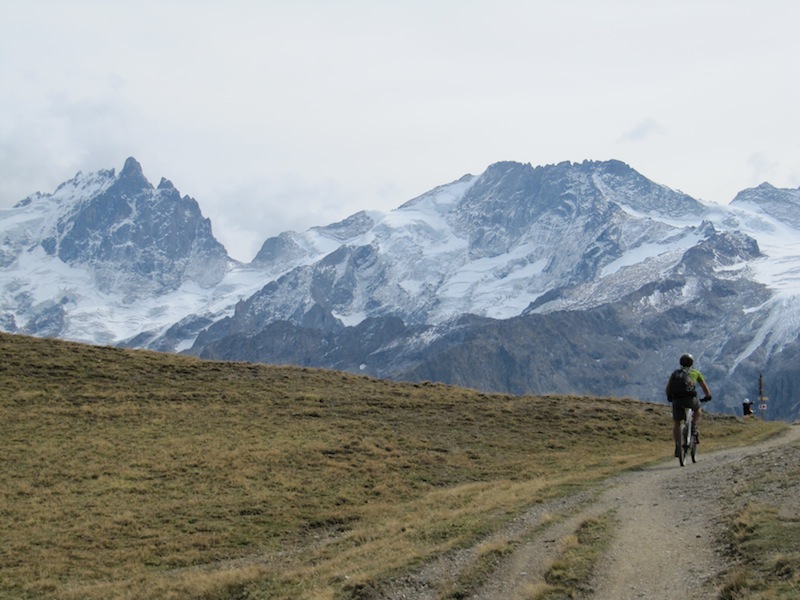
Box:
[381,424,800,600]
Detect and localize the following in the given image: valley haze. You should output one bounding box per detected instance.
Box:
[1,157,799,419]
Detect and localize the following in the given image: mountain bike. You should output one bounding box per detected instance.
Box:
[677,396,710,467]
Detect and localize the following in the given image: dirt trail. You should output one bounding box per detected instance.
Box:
[383,425,800,600]
[590,424,800,600]
[470,424,800,600]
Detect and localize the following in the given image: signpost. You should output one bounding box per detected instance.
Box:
[758,373,768,419]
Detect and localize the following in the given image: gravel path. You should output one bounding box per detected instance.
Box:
[588,424,800,600]
[382,424,800,600]
[589,454,733,599]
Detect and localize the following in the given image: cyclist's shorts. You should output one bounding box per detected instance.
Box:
[672,395,701,421]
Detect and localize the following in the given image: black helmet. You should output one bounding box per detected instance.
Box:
[680,353,694,367]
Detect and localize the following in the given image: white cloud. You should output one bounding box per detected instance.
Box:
[619,118,664,143]
[2,0,800,257]
[747,153,780,187]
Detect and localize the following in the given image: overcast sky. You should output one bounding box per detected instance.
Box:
[2,0,799,261]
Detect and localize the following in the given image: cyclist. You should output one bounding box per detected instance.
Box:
[666,353,711,457]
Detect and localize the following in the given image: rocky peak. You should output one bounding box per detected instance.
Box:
[119,157,149,185]
[452,160,628,259]
[157,177,177,192]
[36,158,229,298]
[731,183,800,229]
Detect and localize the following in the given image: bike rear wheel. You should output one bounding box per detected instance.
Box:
[690,425,697,463]
[679,423,689,466]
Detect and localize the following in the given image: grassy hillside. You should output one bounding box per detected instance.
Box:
[0,332,782,599]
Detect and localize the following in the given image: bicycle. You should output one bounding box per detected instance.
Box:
[677,396,710,467]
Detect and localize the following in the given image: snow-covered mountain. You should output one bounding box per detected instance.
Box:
[2,158,799,419]
[0,158,251,347]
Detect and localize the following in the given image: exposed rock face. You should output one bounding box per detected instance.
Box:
[36,158,230,299]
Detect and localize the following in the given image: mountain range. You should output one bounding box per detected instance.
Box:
[2,157,799,419]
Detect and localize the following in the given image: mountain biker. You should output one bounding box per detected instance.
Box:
[666,353,712,457]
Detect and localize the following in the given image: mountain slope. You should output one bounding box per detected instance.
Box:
[1,158,799,418]
[210,160,707,333]
[188,159,799,417]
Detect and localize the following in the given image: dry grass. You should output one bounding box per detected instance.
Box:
[0,332,783,599]
[719,506,800,599]
[535,513,615,599]
[716,430,800,600]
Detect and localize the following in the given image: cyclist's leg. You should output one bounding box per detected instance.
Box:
[691,398,702,441]
[672,419,681,446]
[671,400,683,455]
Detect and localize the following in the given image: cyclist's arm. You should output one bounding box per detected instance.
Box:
[695,372,711,398]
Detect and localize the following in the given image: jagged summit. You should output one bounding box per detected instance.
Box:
[2,157,231,313]
[119,156,148,182]
[158,177,177,191]
[731,183,800,229]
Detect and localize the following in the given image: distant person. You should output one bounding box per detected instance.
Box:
[742,399,754,416]
[666,353,711,457]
